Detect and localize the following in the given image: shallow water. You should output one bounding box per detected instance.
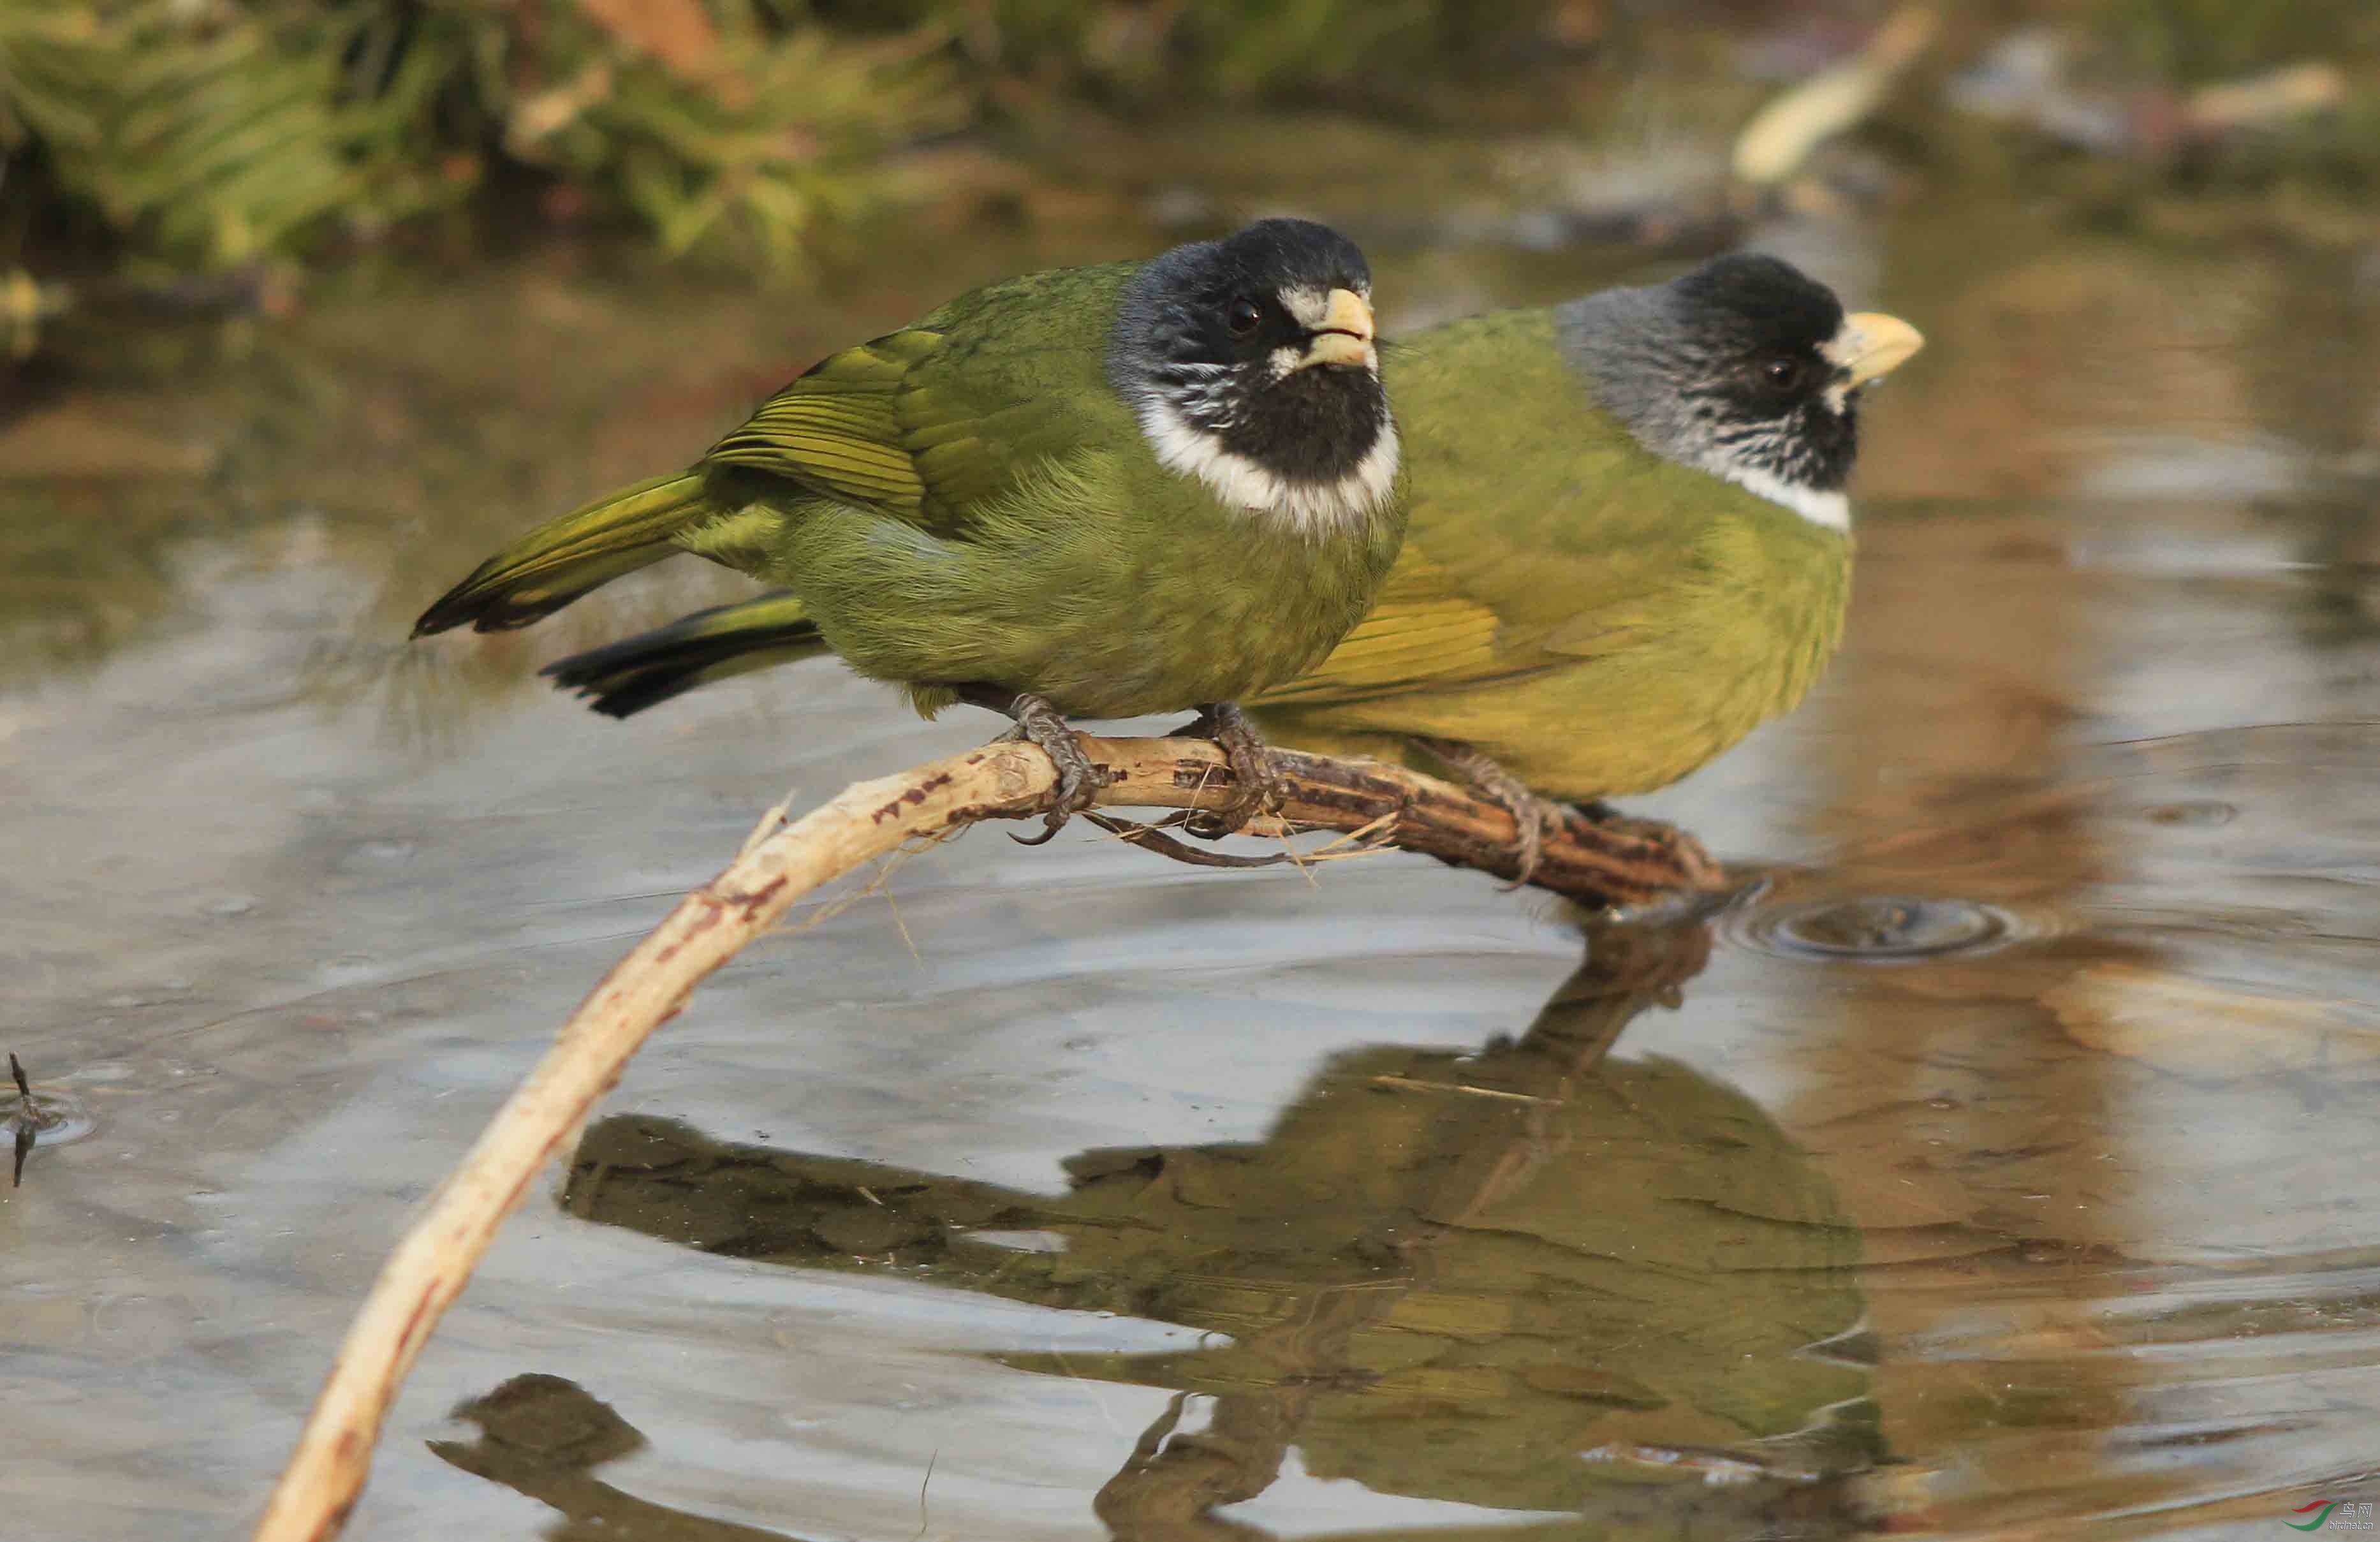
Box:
[5,177,2380,1541]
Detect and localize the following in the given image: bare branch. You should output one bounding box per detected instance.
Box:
[247,734,1724,1542]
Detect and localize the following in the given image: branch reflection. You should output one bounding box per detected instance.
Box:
[444,911,1886,1538]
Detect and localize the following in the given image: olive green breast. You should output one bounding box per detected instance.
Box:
[782,452,1405,720]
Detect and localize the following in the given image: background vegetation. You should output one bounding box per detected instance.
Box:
[5,0,2377,307]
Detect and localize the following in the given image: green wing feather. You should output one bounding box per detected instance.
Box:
[417,263,1138,637]
[705,332,937,512]
[413,472,711,635]
[702,264,1136,538]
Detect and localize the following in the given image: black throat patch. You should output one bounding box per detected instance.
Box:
[1213,365,1389,487]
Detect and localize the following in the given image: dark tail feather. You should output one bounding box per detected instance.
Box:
[413,473,712,636]
[541,592,829,718]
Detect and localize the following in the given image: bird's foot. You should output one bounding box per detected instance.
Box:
[1414,738,1573,888]
[1177,701,1287,839]
[966,688,1112,844]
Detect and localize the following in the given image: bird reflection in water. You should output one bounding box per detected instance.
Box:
[430,1373,807,1542]
[437,909,1889,1539]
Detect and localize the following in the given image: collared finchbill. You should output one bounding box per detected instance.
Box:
[1827,311,1925,389]
[1298,287,1377,371]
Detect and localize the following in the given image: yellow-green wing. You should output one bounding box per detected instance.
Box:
[706,330,940,511]
[1252,545,1511,703]
[702,263,1141,537]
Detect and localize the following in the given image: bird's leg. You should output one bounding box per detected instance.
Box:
[1412,737,1573,888]
[1177,701,1288,839]
[955,686,1112,845]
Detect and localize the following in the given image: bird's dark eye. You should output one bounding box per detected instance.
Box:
[1761,356,1805,390]
[1226,297,1263,336]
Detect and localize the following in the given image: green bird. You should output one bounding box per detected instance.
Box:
[412,218,1404,836]
[538,254,1920,872]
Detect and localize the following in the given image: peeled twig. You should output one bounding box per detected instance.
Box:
[247,734,1724,1542]
[1732,4,1938,187]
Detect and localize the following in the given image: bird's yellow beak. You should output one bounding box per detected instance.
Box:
[1297,288,1377,371]
[1829,311,1925,389]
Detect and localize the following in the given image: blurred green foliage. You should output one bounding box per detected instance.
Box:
[0,0,956,280]
[0,0,1590,288]
[878,0,1578,103]
[1,0,2374,295]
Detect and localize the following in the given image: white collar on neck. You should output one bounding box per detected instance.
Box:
[1719,463,1851,532]
[1136,395,1401,540]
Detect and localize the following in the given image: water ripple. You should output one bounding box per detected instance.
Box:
[1723,893,2038,962]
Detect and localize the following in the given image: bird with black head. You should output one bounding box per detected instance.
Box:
[414,218,1405,838]
[532,253,1921,879]
[1247,251,1923,874]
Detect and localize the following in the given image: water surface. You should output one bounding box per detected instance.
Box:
[4,179,2380,1540]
